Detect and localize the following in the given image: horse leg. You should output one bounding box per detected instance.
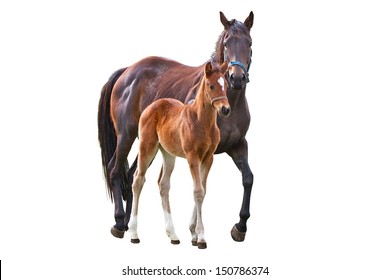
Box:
[109,132,135,238]
[124,156,137,230]
[158,149,179,244]
[227,138,254,242]
[128,133,159,243]
[187,155,207,249]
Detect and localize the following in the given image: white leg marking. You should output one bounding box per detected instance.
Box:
[189,205,197,242]
[164,211,179,241]
[129,215,138,240]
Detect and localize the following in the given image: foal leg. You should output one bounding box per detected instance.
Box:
[227,138,254,242]
[189,206,198,246]
[125,152,159,228]
[128,168,144,243]
[190,154,213,247]
[158,149,179,244]
[128,135,159,243]
[187,155,207,249]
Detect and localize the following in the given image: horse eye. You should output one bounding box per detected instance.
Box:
[210,85,214,90]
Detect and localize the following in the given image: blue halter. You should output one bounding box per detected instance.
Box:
[228,61,250,83]
[223,46,252,83]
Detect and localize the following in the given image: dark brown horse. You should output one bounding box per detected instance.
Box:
[98,11,254,242]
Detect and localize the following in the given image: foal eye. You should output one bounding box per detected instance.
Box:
[210,85,214,90]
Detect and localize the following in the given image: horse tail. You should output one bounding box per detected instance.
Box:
[98,67,128,201]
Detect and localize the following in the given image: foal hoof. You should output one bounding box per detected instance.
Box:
[111,227,125,239]
[191,240,198,246]
[171,239,180,245]
[231,225,246,242]
[131,238,140,244]
[197,242,207,249]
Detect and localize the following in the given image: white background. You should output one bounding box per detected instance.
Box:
[1,0,389,279]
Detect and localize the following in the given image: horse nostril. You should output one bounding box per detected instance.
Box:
[242,73,247,81]
[230,73,235,82]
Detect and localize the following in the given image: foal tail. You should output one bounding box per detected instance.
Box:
[98,67,129,201]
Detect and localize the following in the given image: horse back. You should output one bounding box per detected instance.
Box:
[112,56,205,114]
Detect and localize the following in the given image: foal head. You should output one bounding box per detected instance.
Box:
[203,61,230,118]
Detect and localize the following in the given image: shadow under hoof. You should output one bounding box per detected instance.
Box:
[171,240,180,245]
[131,238,140,244]
[197,242,207,249]
[111,227,125,239]
[231,225,246,242]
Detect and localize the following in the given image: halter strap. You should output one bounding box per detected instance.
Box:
[223,46,252,83]
[228,61,250,83]
[211,95,228,107]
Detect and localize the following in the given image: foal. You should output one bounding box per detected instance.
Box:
[129,62,229,249]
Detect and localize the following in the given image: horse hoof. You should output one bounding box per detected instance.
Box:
[171,239,180,245]
[131,238,140,244]
[231,225,246,242]
[111,227,125,239]
[191,240,198,246]
[197,242,207,249]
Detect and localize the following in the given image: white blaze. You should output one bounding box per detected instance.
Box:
[218,77,225,91]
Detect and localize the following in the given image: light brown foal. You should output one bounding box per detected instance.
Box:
[128,61,229,249]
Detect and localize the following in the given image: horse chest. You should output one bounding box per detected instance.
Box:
[217,111,250,152]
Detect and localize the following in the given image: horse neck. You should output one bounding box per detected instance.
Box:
[227,85,247,109]
[191,78,217,122]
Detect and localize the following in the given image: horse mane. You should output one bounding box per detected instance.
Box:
[210,19,250,66]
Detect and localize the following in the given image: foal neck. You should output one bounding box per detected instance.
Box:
[191,78,217,121]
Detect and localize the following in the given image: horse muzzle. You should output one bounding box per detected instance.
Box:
[228,61,250,90]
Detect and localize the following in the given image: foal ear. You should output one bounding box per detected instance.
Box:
[220,11,231,30]
[244,11,254,30]
[220,61,228,73]
[205,62,213,76]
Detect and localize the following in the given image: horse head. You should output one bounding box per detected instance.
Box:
[219,11,253,90]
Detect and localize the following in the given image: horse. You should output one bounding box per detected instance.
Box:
[129,62,229,249]
[98,11,254,242]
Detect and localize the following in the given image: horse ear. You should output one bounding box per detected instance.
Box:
[220,11,231,30]
[244,11,254,30]
[205,62,213,76]
[221,61,228,73]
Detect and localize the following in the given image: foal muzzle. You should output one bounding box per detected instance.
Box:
[211,96,231,118]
